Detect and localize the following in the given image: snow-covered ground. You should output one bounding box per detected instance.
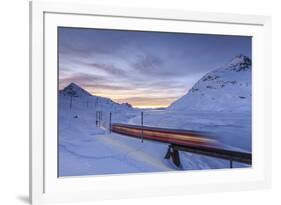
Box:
[59,107,248,176]
[59,55,252,177]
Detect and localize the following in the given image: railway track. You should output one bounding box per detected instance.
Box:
[111,123,252,168]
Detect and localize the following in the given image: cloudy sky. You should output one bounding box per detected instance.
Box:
[58,27,251,108]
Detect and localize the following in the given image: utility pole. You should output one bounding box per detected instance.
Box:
[141,112,144,143]
[109,112,112,134]
[96,111,98,127]
[96,111,102,127]
[100,111,102,127]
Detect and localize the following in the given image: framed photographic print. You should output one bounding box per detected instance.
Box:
[30,1,272,204]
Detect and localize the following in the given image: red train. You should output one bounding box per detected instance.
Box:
[111,123,218,149]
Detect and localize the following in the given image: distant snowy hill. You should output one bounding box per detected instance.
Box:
[59,82,136,132]
[60,82,92,97]
[60,82,133,112]
[169,54,252,112]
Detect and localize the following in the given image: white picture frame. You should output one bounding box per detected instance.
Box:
[29,1,272,204]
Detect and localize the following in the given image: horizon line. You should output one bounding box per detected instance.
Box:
[59,82,180,108]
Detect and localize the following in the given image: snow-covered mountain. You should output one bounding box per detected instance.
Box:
[169,54,252,113]
[60,82,92,97]
[59,82,133,112]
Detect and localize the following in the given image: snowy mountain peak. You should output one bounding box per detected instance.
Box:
[61,83,92,97]
[59,83,135,114]
[226,54,251,72]
[168,55,252,113]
